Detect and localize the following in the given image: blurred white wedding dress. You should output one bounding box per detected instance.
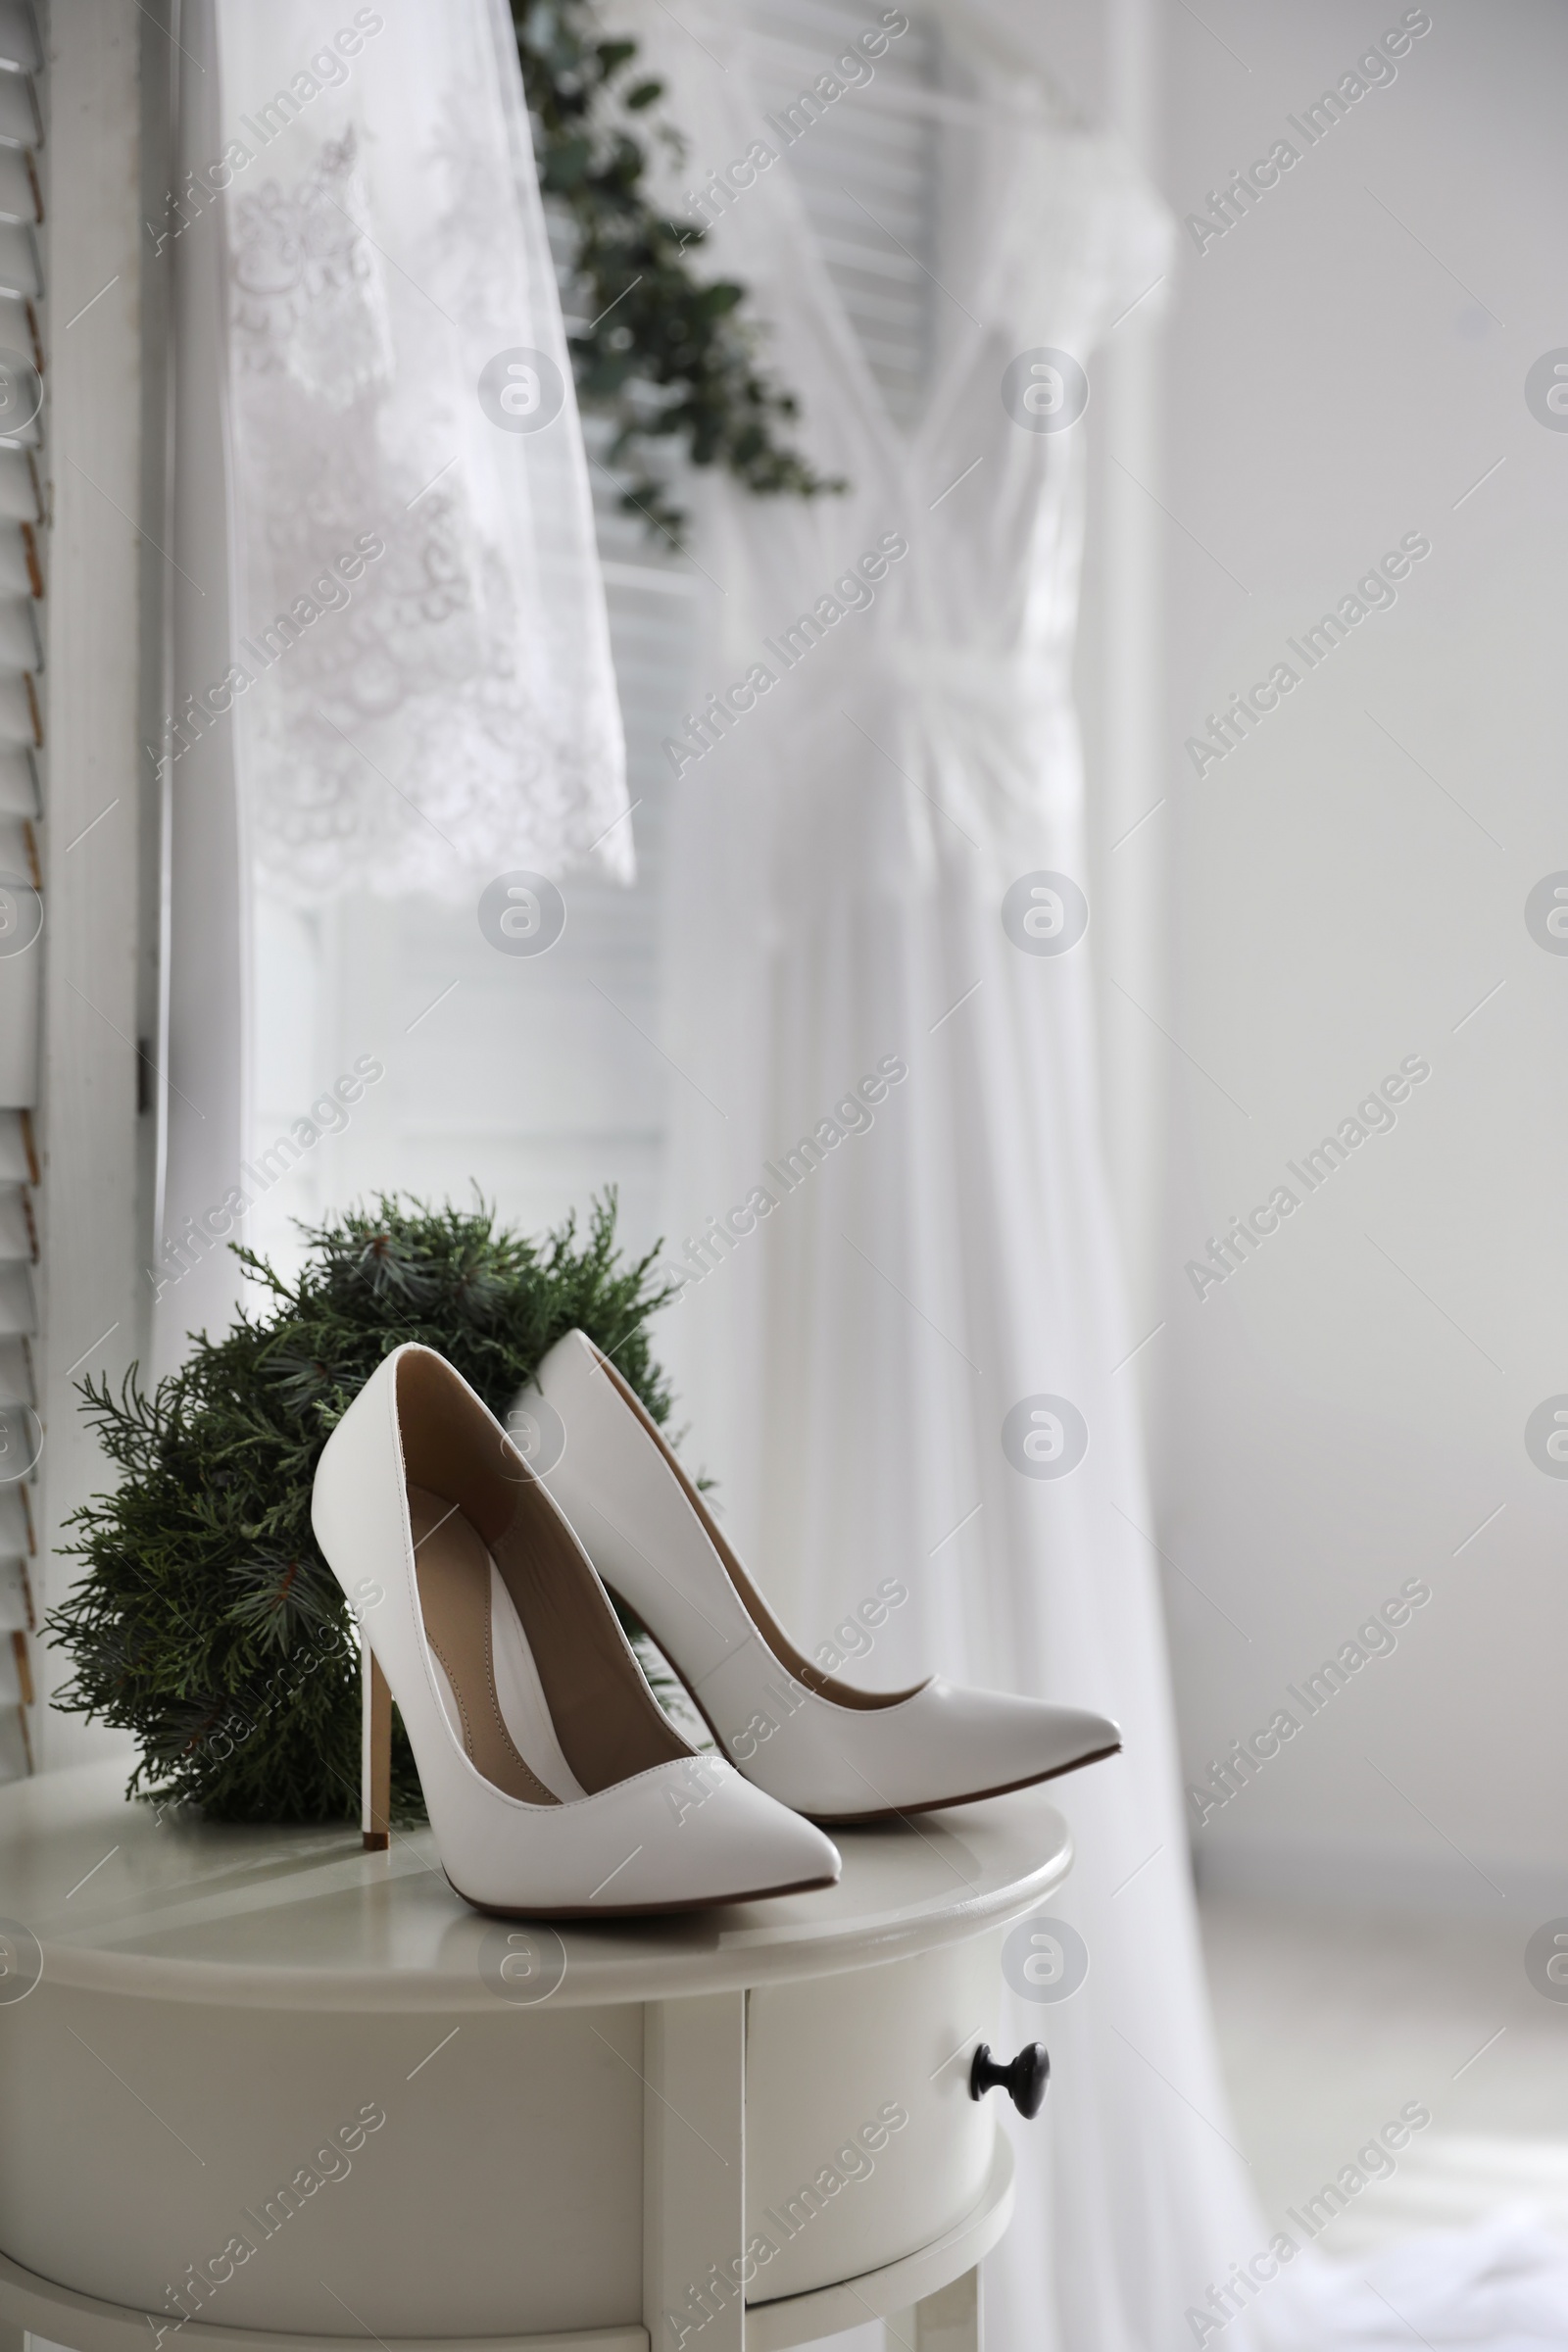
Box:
[643,8,1268,2345]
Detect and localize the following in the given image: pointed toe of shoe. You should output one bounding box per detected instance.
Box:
[696,1770,842,1901]
[948,1690,1121,1806]
[450,1764,840,1917]
[768,1812,843,1895]
[786,1683,1123,1821]
[564,1762,840,1913]
[1039,1701,1122,1771]
[925,1685,1122,1802]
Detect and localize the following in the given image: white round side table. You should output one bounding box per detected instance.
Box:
[0,1760,1071,2352]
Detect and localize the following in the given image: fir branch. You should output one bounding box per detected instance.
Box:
[47,1191,682,1826]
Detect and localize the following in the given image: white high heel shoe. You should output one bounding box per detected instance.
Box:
[311,1345,841,1915]
[518,1332,1122,1823]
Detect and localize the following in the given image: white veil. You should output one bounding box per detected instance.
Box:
[212,0,629,901]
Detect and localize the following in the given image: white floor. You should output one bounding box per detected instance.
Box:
[806,1898,1568,2352]
[1200,1893,1568,2262]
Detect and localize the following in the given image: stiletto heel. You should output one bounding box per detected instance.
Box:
[314,1344,839,1915]
[521,1331,1123,1823]
[362,1647,392,1852]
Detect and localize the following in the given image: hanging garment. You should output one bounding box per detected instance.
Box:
[211,0,628,902]
[156,0,628,1369]
[637,8,1271,2347]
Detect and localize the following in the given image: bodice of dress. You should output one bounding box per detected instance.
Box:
[647,6,1171,886]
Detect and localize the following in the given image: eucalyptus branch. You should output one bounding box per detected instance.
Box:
[513,0,846,542]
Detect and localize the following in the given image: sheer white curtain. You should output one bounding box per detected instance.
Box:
[157,0,249,1374]
[156,0,627,1366]
[638,7,1268,2346]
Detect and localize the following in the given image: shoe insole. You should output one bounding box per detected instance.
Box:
[408,1485,587,1804]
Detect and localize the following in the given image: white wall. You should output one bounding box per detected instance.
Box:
[1144,0,1568,1903]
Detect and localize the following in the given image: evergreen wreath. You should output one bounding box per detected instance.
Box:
[47,1194,681,1826]
[514,0,846,542]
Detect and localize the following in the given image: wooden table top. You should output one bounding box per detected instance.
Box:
[0,1756,1073,2013]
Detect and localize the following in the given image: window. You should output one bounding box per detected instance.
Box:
[248,3,944,1284]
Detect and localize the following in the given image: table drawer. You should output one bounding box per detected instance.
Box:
[0,1987,646,2336]
[745,1933,1001,2303]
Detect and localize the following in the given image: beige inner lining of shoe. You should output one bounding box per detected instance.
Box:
[588,1347,924,1711]
[410,1488,559,1804]
[397,1350,688,1798]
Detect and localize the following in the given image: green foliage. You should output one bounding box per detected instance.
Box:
[514,0,846,542]
[47,1194,680,1826]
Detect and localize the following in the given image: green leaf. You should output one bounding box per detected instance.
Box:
[511,0,847,546]
[543,136,593,190]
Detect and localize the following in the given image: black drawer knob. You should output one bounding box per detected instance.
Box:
[969,2040,1050,2119]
